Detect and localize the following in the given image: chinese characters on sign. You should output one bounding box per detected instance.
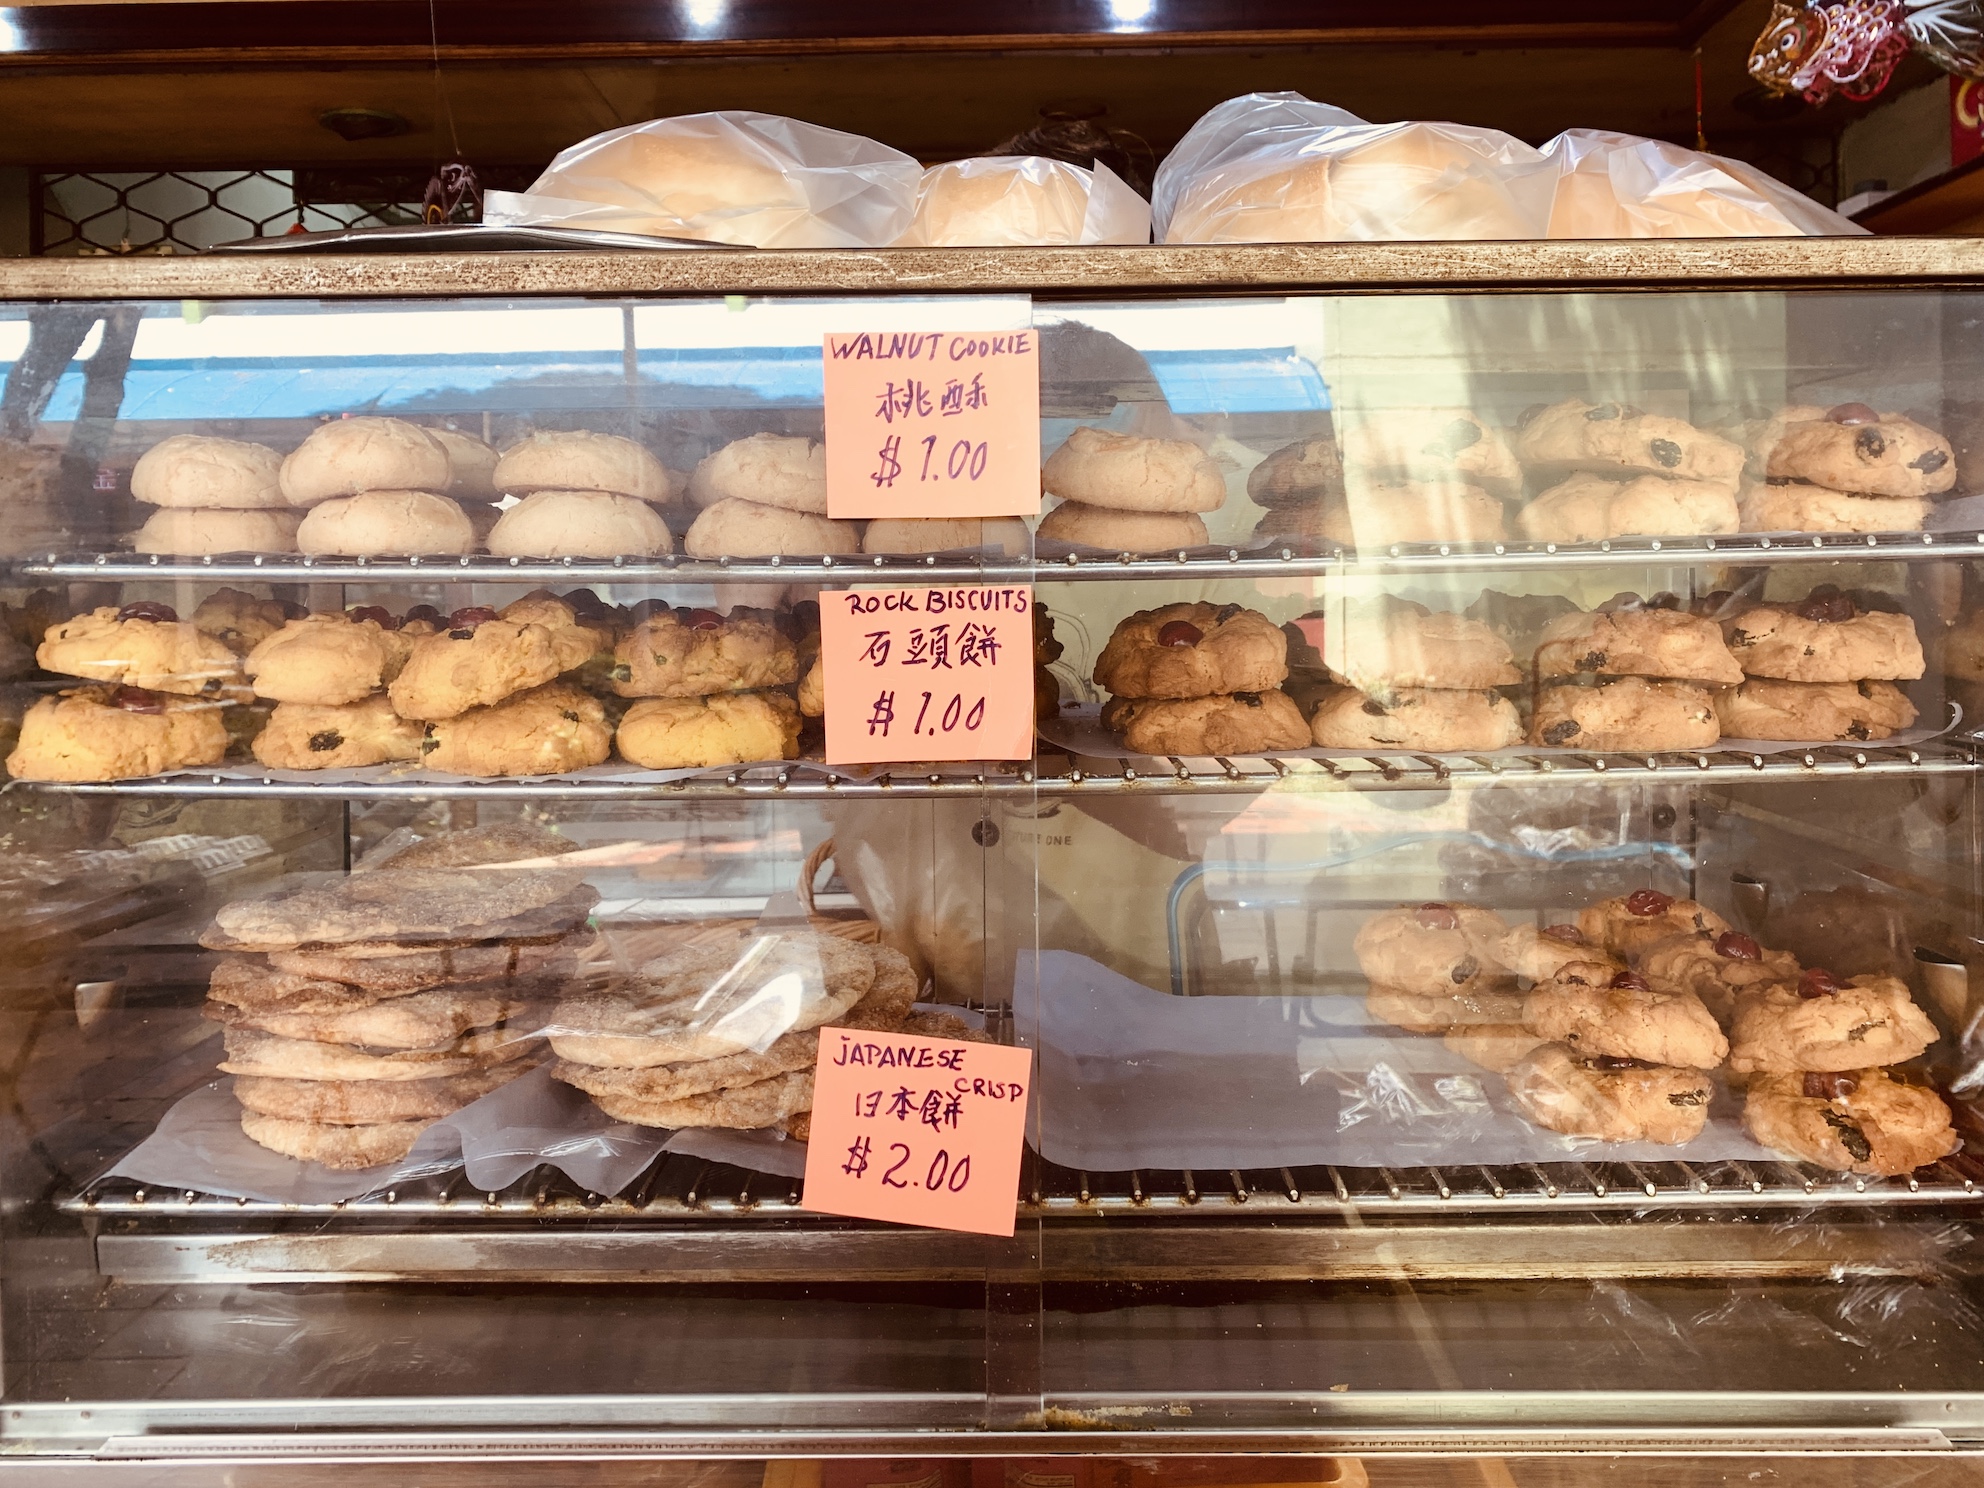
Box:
[801,1026,1033,1236]
[822,329,1042,519]
[818,584,1035,765]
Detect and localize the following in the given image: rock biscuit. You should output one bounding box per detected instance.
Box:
[1742,1068,1959,1176]
[1093,602,1288,700]
[253,695,424,770]
[1504,1042,1712,1145]
[497,590,614,674]
[1727,969,1938,1074]
[1043,426,1225,513]
[1314,479,1508,549]
[1495,923,1623,983]
[1366,984,1526,1034]
[1518,471,1739,542]
[1101,689,1310,756]
[1715,677,1917,742]
[609,606,797,698]
[1514,398,1743,487]
[191,588,293,655]
[38,605,243,697]
[1325,597,1521,693]
[1637,929,1798,1026]
[1530,678,1719,752]
[1766,407,1955,498]
[1522,964,1728,1069]
[1534,602,1742,686]
[246,614,415,707]
[1308,684,1521,752]
[1339,408,1521,497]
[420,680,612,777]
[1355,902,1512,998]
[1738,478,1929,534]
[1578,890,1729,956]
[616,690,801,769]
[1246,436,1343,507]
[6,686,227,782]
[1444,1023,1550,1073]
[1724,591,1924,683]
[389,616,564,720]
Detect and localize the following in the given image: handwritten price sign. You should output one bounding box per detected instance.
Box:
[822,330,1041,520]
[818,584,1035,765]
[801,1026,1032,1236]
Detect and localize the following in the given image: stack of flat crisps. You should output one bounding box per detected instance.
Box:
[203,824,596,1170]
[549,926,927,1137]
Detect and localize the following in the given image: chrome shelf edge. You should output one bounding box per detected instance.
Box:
[12,529,1983,585]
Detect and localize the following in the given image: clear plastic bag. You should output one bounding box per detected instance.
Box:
[897,156,1150,246]
[1542,128,1866,238]
[484,111,922,249]
[1153,91,1555,244]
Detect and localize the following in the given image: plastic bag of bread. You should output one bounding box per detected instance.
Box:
[897,156,1150,246]
[484,110,921,249]
[1541,129,1864,238]
[1153,91,1553,243]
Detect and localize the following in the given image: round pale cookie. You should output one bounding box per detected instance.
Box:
[6,686,227,782]
[1037,501,1208,552]
[1322,479,1508,549]
[1101,689,1310,756]
[1513,398,1743,486]
[1743,1069,1958,1176]
[1531,679,1719,751]
[1533,603,1743,686]
[239,1110,432,1171]
[1517,471,1738,542]
[247,614,413,706]
[279,417,452,506]
[609,607,795,698]
[1724,594,1924,683]
[1739,478,1929,534]
[37,606,243,696]
[131,434,286,509]
[688,434,828,514]
[1338,408,1521,497]
[1715,677,1916,742]
[1365,984,1526,1034]
[1354,901,1512,998]
[1521,965,1728,1069]
[1308,684,1520,751]
[1247,436,1343,507]
[1325,597,1520,692]
[487,489,674,559]
[1093,601,1288,700]
[418,681,612,777]
[1765,407,1955,498]
[1727,969,1938,1075]
[1637,929,1797,1026]
[252,695,425,770]
[233,1062,533,1124]
[296,491,473,556]
[684,497,859,559]
[1444,1024,1550,1073]
[589,1069,815,1130]
[388,617,564,721]
[1043,427,1225,513]
[1504,1042,1712,1145]
[191,589,293,655]
[429,427,498,497]
[132,507,300,556]
[616,690,800,769]
[220,1026,533,1082]
[861,517,1029,556]
[1577,889,1729,957]
[1495,923,1621,983]
[494,430,678,503]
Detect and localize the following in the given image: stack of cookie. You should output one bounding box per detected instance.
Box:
[1529,593,1742,751]
[1092,601,1308,757]
[608,603,803,769]
[1738,403,1955,535]
[7,600,242,782]
[547,926,920,1134]
[1716,585,1924,743]
[1308,596,1523,751]
[1514,398,1744,542]
[488,431,681,559]
[683,434,861,559]
[275,417,477,557]
[202,825,596,1170]
[1039,427,1227,555]
[129,434,302,557]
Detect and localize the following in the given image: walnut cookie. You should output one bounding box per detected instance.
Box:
[1354,902,1512,999]
[1726,968,1939,1075]
[1093,602,1288,700]
[1742,1069,1959,1176]
[1521,964,1728,1070]
[1504,1042,1713,1146]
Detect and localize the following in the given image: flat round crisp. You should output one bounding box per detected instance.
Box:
[212,866,592,949]
[233,1061,535,1123]
[211,988,529,1050]
[589,1069,815,1130]
[220,1026,538,1082]
[378,822,580,870]
[239,1109,432,1170]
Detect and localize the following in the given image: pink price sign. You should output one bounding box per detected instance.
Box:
[821,329,1042,520]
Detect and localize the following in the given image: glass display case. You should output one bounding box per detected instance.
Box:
[5,241,1984,1481]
